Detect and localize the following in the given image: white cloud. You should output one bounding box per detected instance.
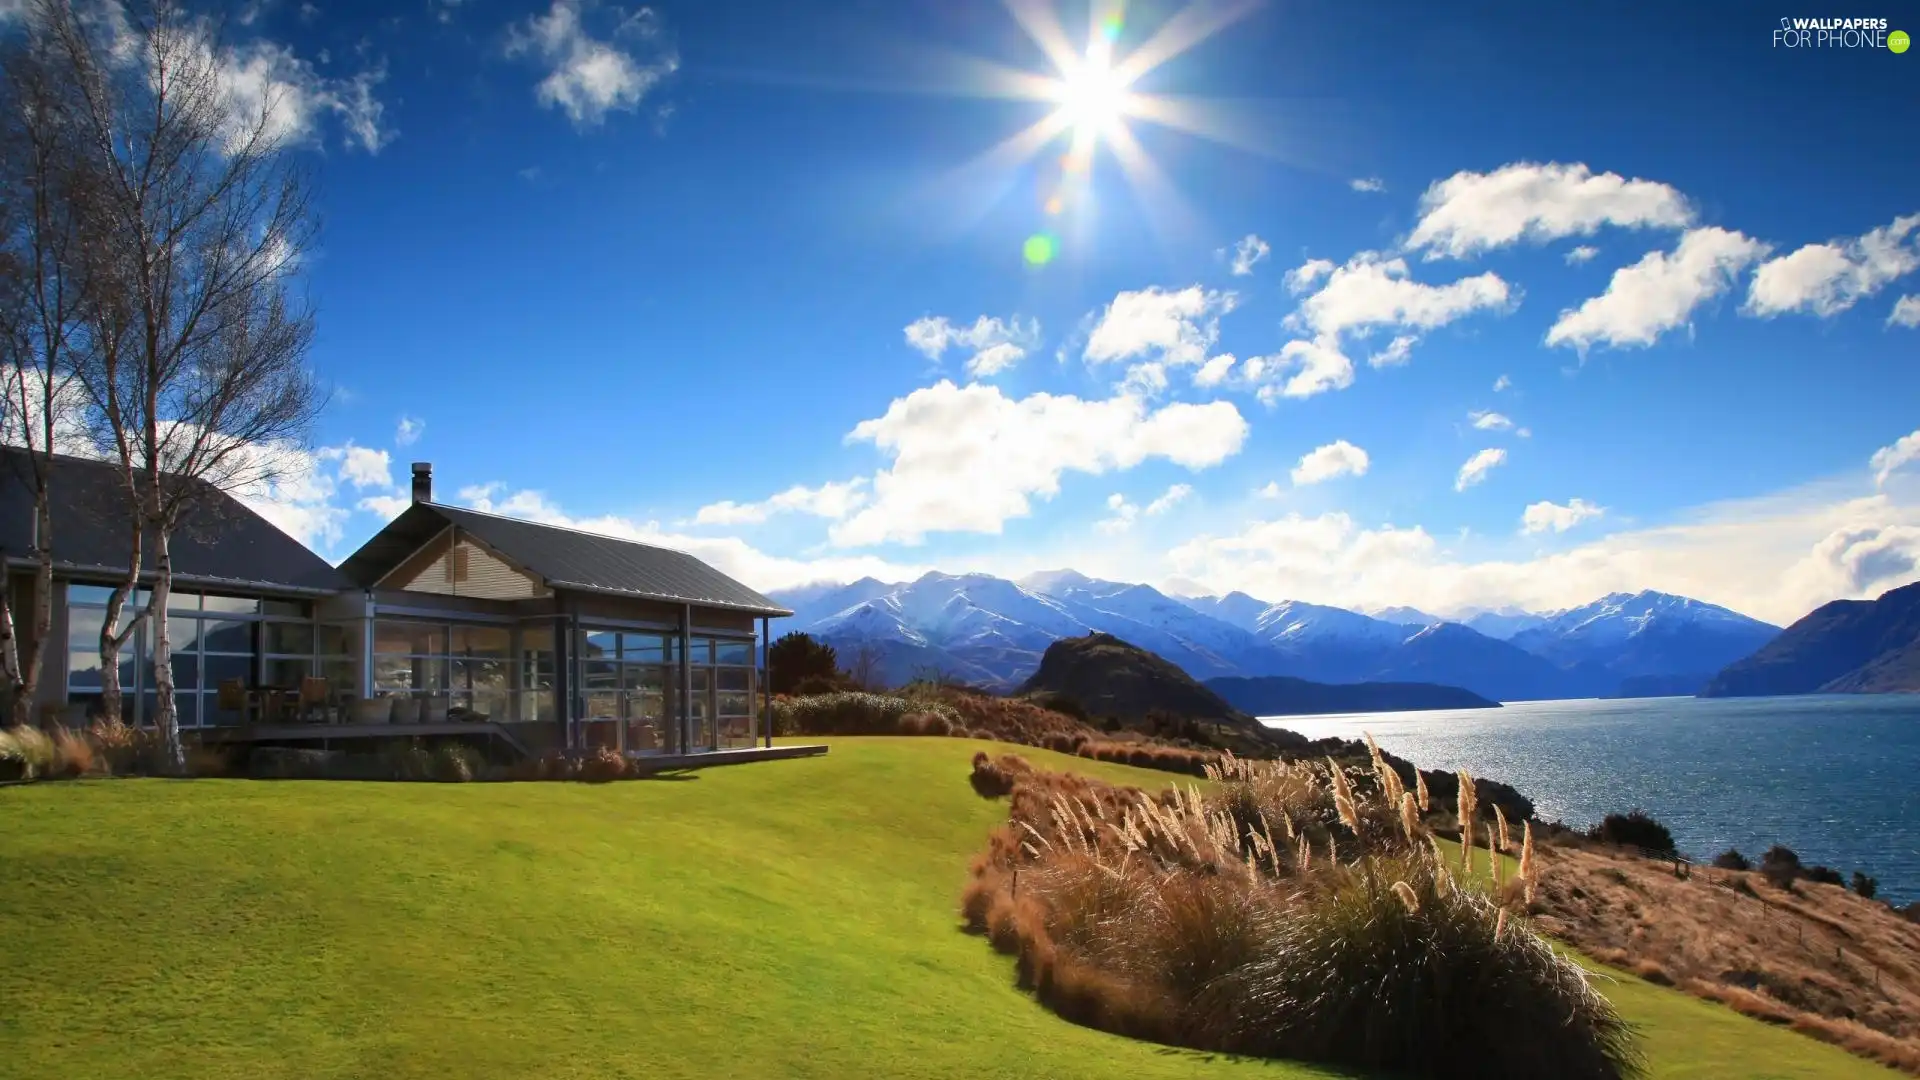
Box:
[830,381,1247,546]
[1367,335,1416,369]
[395,415,424,446]
[1284,258,1335,295]
[1469,410,1513,431]
[357,493,411,520]
[1228,234,1270,276]
[1521,497,1605,534]
[1492,374,1512,392]
[1259,338,1353,401]
[1255,481,1284,499]
[692,478,870,526]
[507,0,677,127]
[1407,162,1693,259]
[1892,295,1920,328]
[224,443,353,548]
[1746,213,1920,318]
[1083,286,1235,370]
[1871,429,1920,488]
[1095,493,1139,535]
[1193,354,1236,388]
[1565,245,1600,265]
[1164,480,1920,626]
[1146,483,1192,515]
[1350,177,1385,193]
[1545,227,1770,352]
[1288,252,1514,343]
[1454,448,1507,492]
[192,33,391,154]
[318,444,393,489]
[1290,441,1370,486]
[903,315,1040,378]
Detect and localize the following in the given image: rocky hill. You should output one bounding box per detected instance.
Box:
[1016,632,1251,726]
[1702,580,1920,696]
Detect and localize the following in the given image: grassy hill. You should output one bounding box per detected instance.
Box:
[0,738,1900,1080]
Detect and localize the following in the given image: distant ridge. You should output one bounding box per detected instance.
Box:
[1206,674,1498,716]
[1703,580,1920,696]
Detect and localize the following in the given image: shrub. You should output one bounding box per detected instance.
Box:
[50,727,96,778]
[1588,810,1676,856]
[184,744,233,778]
[432,743,483,783]
[767,631,841,695]
[1852,871,1877,899]
[86,719,148,775]
[1711,848,1750,871]
[962,761,1641,1080]
[791,673,845,697]
[774,692,941,736]
[968,751,1029,798]
[0,725,57,780]
[1759,845,1802,887]
[1801,865,1844,887]
[1021,689,1091,724]
[580,747,628,783]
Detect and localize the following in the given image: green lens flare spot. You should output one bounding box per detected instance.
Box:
[1023,233,1058,265]
[1892,29,1911,52]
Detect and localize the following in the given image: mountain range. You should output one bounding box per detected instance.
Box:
[769,571,1783,703]
[1703,580,1920,696]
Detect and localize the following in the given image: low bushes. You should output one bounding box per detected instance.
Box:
[1588,810,1676,856]
[961,746,1643,1079]
[773,692,962,737]
[1712,848,1751,871]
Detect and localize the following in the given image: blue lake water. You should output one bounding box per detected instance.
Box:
[1261,695,1920,905]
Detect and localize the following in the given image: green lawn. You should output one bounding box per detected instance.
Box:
[0,737,1898,1080]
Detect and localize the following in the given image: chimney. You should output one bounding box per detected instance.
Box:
[411,462,432,504]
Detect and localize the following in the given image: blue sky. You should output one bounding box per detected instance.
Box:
[102,0,1920,624]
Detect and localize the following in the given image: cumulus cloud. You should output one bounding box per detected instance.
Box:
[1193,354,1236,388]
[1147,483,1193,515]
[1746,212,1920,318]
[1565,245,1600,265]
[1871,428,1920,488]
[1228,234,1270,276]
[1097,483,1194,534]
[318,444,393,489]
[1454,448,1507,492]
[507,0,677,127]
[395,415,424,446]
[903,314,1040,377]
[357,493,411,520]
[1290,440,1370,486]
[1492,374,1512,392]
[1545,227,1770,352]
[1165,480,1920,626]
[1407,162,1693,260]
[1469,410,1513,431]
[1256,253,1512,398]
[1892,295,1920,328]
[1521,497,1605,534]
[1350,177,1385,193]
[692,478,870,526]
[829,381,1248,546]
[1083,286,1236,371]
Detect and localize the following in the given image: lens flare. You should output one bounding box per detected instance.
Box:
[1023,233,1059,265]
[1044,195,1064,215]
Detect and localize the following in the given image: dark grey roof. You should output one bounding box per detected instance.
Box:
[0,446,353,595]
[338,501,792,617]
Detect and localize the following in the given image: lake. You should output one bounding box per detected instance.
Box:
[1261,694,1920,905]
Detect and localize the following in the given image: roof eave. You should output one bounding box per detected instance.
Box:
[2,555,347,598]
[545,577,793,618]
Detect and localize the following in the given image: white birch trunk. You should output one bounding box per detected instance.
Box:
[150,526,183,772]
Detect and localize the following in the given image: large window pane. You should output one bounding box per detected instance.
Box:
[717,691,751,718]
[450,658,508,695]
[373,656,441,694]
[169,653,200,692]
[262,599,306,618]
[620,632,667,661]
[318,623,353,655]
[715,667,750,692]
[584,660,618,692]
[626,712,667,753]
[374,620,445,656]
[67,608,105,689]
[451,625,510,658]
[264,622,314,655]
[581,630,617,660]
[583,691,619,720]
[716,641,752,666]
[687,637,715,665]
[168,591,202,614]
[196,620,255,654]
[264,658,310,687]
[204,654,255,689]
[580,719,619,751]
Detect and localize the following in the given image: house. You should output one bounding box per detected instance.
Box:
[1,449,795,760]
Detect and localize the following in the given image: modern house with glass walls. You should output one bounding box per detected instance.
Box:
[3,450,798,762]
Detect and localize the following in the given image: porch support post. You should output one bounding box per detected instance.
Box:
[358,591,375,699]
[680,603,693,754]
[761,616,771,748]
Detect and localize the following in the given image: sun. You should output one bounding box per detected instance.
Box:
[1049,40,1135,141]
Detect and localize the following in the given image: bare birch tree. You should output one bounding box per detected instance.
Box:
[34,0,321,767]
[0,13,100,727]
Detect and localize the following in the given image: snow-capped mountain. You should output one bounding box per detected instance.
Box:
[767,574,1779,700]
[1506,590,1780,687]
